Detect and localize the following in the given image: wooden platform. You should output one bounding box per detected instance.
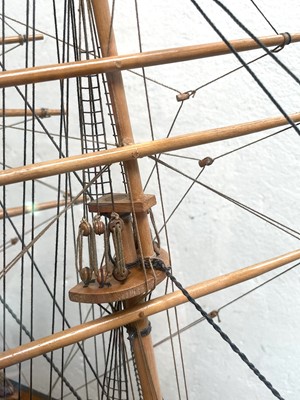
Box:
[88,193,156,214]
[69,268,165,303]
[69,250,169,304]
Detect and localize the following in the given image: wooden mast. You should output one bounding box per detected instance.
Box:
[90,0,162,398]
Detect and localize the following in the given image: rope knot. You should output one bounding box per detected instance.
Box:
[176,90,196,102]
[199,156,214,168]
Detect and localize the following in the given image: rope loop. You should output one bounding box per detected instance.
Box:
[149,209,161,255]
[40,108,50,119]
[18,34,26,45]
[96,215,113,287]
[272,32,292,53]
[127,322,152,341]
[76,219,94,287]
[109,213,128,281]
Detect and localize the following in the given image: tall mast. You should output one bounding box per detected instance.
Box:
[90,0,162,398]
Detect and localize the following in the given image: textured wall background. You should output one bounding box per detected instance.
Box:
[2,1,300,399]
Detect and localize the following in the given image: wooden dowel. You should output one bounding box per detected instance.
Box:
[0,196,83,219]
[0,33,299,88]
[0,112,299,186]
[1,248,299,369]
[0,108,63,118]
[0,34,44,45]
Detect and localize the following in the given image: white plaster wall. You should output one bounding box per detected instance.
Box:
[1,1,300,399]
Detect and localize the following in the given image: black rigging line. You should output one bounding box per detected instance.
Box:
[150,156,300,241]
[0,197,105,391]
[0,122,114,147]
[52,4,64,396]
[65,257,300,396]
[193,52,269,93]
[155,260,300,349]
[162,152,199,161]
[160,264,284,399]
[161,122,299,166]
[127,68,181,93]
[134,2,189,396]
[0,118,28,130]
[0,43,22,56]
[0,63,64,155]
[214,123,300,161]
[0,14,21,35]
[1,2,7,396]
[0,295,82,399]
[0,13,88,54]
[0,170,109,391]
[29,2,36,395]
[71,3,106,395]
[212,0,300,86]
[248,0,278,34]
[19,2,30,391]
[188,0,300,137]
[143,101,184,191]
[218,261,300,315]
[158,167,205,234]
[0,62,87,197]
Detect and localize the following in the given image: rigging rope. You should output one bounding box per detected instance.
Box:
[0,295,82,399]
[152,260,285,399]
[161,121,299,172]
[150,156,300,242]
[132,3,191,394]
[189,0,300,137]
[248,0,278,34]
[0,171,109,392]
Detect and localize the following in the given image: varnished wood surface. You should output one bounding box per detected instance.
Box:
[0,34,44,45]
[88,2,164,397]
[1,247,300,369]
[69,266,166,303]
[0,112,299,186]
[0,197,83,219]
[0,108,62,118]
[88,193,156,214]
[0,33,299,88]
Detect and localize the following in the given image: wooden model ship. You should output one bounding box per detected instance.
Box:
[1,1,300,399]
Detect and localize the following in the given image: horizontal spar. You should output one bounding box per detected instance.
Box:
[0,196,83,219]
[0,33,299,87]
[0,112,299,186]
[0,108,63,118]
[0,247,299,368]
[0,34,44,45]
